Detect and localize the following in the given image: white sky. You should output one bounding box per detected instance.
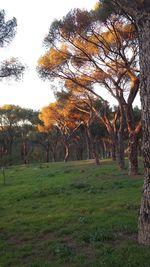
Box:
[0,0,140,110]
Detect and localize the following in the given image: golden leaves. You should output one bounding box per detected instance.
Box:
[0,104,17,111]
[38,44,70,70]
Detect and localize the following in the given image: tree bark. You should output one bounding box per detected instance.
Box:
[137,15,150,245]
[86,124,100,165]
[111,138,116,161]
[64,142,69,162]
[85,127,91,160]
[117,130,125,170]
[128,131,138,175]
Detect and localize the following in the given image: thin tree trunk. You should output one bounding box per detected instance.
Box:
[117,106,125,170]
[111,139,116,161]
[51,149,56,162]
[46,150,49,163]
[117,131,125,170]
[22,139,28,164]
[64,142,69,162]
[102,139,107,159]
[85,128,91,160]
[8,139,13,165]
[137,17,150,245]
[86,124,100,165]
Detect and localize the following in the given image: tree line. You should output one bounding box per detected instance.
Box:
[0,103,141,167]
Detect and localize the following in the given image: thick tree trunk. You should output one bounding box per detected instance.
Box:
[137,17,150,245]
[128,131,138,175]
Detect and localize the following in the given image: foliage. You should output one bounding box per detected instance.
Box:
[0,10,17,47]
[0,10,25,80]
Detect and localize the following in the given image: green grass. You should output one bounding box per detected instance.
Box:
[0,159,149,267]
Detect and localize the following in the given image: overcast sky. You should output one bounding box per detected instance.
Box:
[0,0,97,110]
[0,0,140,110]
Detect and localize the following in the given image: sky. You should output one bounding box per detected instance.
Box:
[0,0,140,110]
[0,0,97,111]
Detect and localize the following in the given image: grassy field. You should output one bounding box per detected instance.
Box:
[0,159,149,267]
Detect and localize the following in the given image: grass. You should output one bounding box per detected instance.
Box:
[0,159,149,267]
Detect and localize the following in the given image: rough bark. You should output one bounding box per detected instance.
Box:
[137,14,150,245]
[111,139,116,161]
[128,131,138,175]
[117,130,125,170]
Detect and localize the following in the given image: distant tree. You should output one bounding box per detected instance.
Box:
[0,105,21,164]
[0,10,16,47]
[0,105,38,165]
[0,10,25,80]
[39,101,83,162]
[17,108,39,164]
[37,124,60,163]
[56,88,101,164]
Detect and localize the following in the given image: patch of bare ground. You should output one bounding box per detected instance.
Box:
[112,232,137,246]
[62,235,96,258]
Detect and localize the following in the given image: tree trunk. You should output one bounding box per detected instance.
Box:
[111,133,125,170]
[92,140,100,165]
[85,128,91,160]
[128,131,138,175]
[51,150,56,162]
[111,139,116,161]
[117,131,125,170]
[64,142,69,162]
[137,16,150,245]
[46,150,49,163]
[102,139,106,159]
[8,138,13,165]
[21,139,28,164]
[86,125,100,165]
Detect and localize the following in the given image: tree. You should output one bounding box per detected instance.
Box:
[98,0,150,245]
[38,9,141,173]
[56,88,101,165]
[0,105,21,164]
[0,10,16,47]
[17,108,39,164]
[39,101,83,162]
[37,124,60,163]
[0,10,25,80]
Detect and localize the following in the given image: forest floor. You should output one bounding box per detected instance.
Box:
[0,159,150,267]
